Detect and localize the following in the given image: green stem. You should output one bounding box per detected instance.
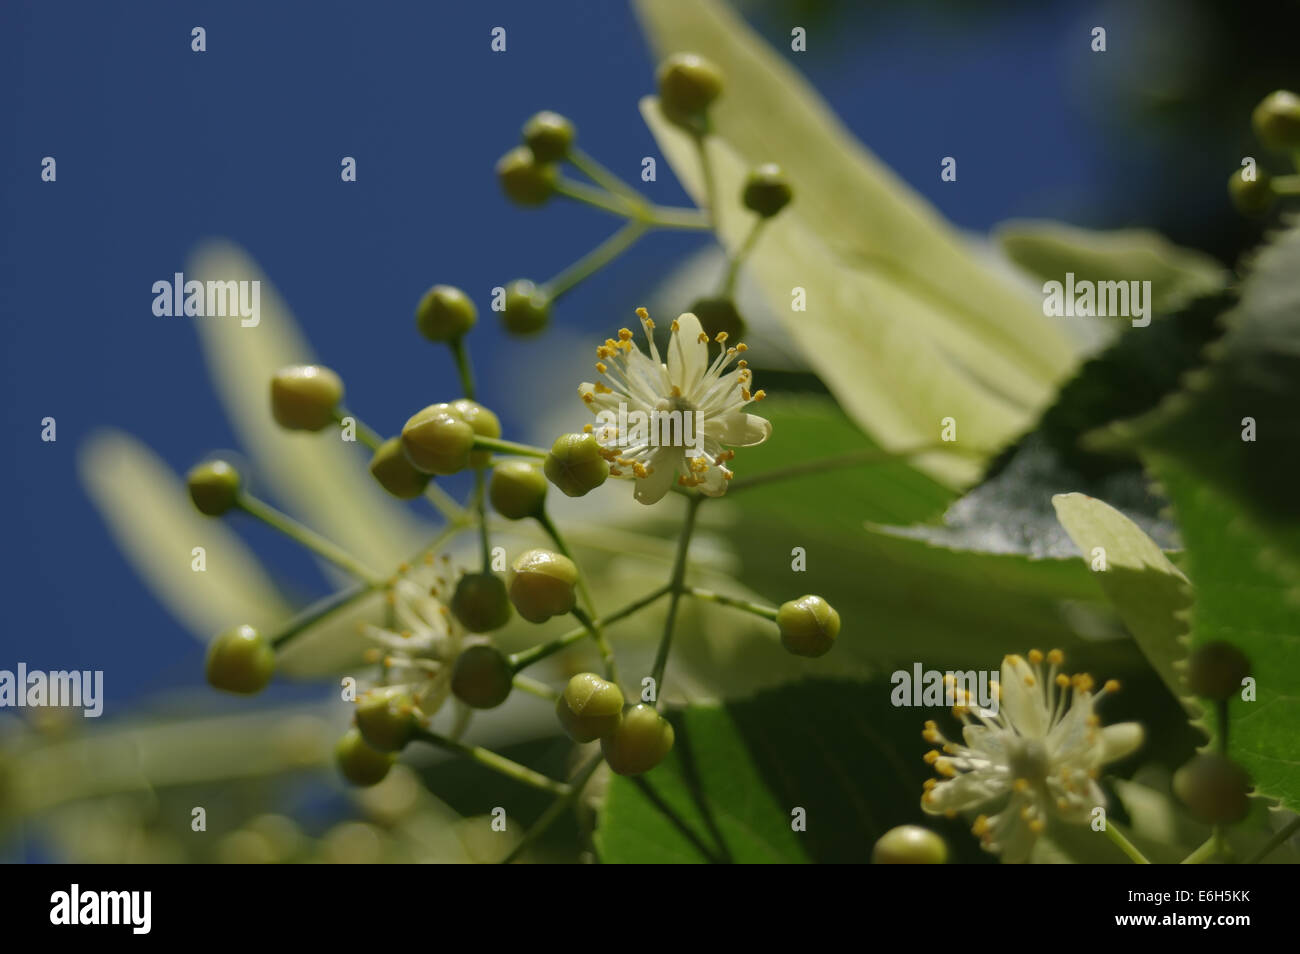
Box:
[568,147,645,205]
[508,584,671,672]
[450,336,476,401]
[649,495,702,705]
[645,206,712,230]
[410,727,570,796]
[553,177,638,218]
[720,218,766,297]
[542,220,648,301]
[512,673,560,703]
[472,436,548,459]
[474,468,491,571]
[500,753,604,864]
[692,131,718,231]
[423,481,466,523]
[236,493,383,586]
[1180,835,1218,864]
[1245,815,1300,864]
[683,585,778,621]
[537,509,618,686]
[1104,822,1151,864]
[270,581,376,650]
[331,408,383,451]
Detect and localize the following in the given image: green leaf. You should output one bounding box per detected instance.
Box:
[189,241,431,573]
[995,220,1228,317]
[77,430,292,640]
[634,0,1081,487]
[1050,492,1197,716]
[1144,455,1300,814]
[1092,222,1300,565]
[595,678,990,864]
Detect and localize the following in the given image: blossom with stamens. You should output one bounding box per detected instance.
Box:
[578,308,771,504]
[920,649,1144,863]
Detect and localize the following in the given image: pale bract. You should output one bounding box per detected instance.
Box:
[579,309,771,505]
[920,649,1144,863]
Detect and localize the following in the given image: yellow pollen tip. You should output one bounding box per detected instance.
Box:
[741,388,752,401]
[1055,674,1070,688]
[1047,649,1064,664]
[618,328,633,340]
[737,359,748,368]
[1103,679,1120,693]
[923,778,937,791]
[635,307,648,320]
[1029,819,1046,834]
[972,815,990,836]
[735,343,748,352]
[753,389,766,401]
[698,332,709,343]
[1029,649,1044,664]
[1013,778,1030,794]
[595,362,607,374]
[670,320,680,332]
[923,750,940,765]
[583,423,593,433]
[714,332,728,343]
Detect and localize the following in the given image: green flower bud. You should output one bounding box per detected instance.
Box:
[501,279,551,336]
[489,460,548,519]
[335,727,394,787]
[497,146,556,206]
[523,111,576,163]
[1228,168,1274,215]
[450,572,512,632]
[657,53,724,124]
[1252,90,1300,150]
[508,548,579,623]
[742,163,793,218]
[543,432,609,497]
[270,364,344,431]
[355,686,419,752]
[401,403,475,475]
[871,825,948,864]
[187,459,241,516]
[1173,753,1252,825]
[688,297,746,344]
[601,704,675,776]
[449,398,501,469]
[205,624,275,694]
[1186,641,1252,701]
[415,284,477,342]
[451,644,514,709]
[369,436,431,499]
[776,595,841,658]
[556,672,624,742]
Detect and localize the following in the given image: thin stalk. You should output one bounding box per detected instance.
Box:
[1245,815,1300,864]
[537,509,618,685]
[720,218,765,297]
[508,584,671,672]
[270,581,376,650]
[332,408,383,451]
[500,753,604,864]
[1180,835,1218,864]
[450,336,476,400]
[568,146,645,205]
[683,585,778,621]
[649,494,702,705]
[411,727,570,796]
[512,673,560,703]
[692,131,718,231]
[236,493,383,586]
[553,177,638,217]
[542,220,648,301]
[1104,822,1151,864]
[472,436,548,459]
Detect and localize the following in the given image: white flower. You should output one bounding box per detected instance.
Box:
[357,555,465,718]
[920,649,1144,863]
[579,308,771,505]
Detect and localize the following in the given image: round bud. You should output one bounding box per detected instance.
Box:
[657,53,724,124]
[543,432,609,498]
[415,284,477,342]
[450,572,512,633]
[489,460,548,519]
[449,398,501,469]
[1173,753,1252,824]
[369,436,431,499]
[601,704,675,776]
[742,163,793,218]
[776,595,841,658]
[355,686,419,753]
[187,459,241,516]
[205,624,275,694]
[497,146,556,206]
[1229,168,1274,216]
[1185,641,1252,701]
[450,644,514,709]
[508,548,579,623]
[1252,90,1300,150]
[270,364,344,431]
[501,279,551,336]
[687,297,746,344]
[335,728,394,787]
[871,825,948,864]
[400,403,475,475]
[523,111,576,163]
[556,672,625,742]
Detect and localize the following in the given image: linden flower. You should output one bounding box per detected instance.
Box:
[579,308,771,504]
[356,555,466,717]
[920,649,1144,863]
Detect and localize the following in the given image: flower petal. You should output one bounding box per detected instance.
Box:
[999,654,1048,738]
[710,411,771,448]
[1098,722,1144,766]
[668,312,708,393]
[633,449,680,505]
